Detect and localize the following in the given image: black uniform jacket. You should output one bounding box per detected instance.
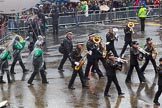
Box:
[130,47,140,65]
[106,59,119,76]
[106,32,115,49]
[86,39,98,61]
[124,27,132,42]
[69,47,82,68]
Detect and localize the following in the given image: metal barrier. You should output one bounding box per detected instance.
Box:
[6,7,162,31]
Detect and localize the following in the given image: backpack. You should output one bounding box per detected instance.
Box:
[58,42,65,54]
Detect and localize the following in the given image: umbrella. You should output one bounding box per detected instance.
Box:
[43,1,52,5]
[0,0,40,14]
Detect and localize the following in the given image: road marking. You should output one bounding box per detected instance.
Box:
[133,22,161,26]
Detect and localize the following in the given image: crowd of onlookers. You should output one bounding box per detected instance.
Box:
[38,0,160,15]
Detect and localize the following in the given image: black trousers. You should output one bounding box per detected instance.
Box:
[154,85,162,102]
[126,64,145,82]
[104,75,122,95]
[58,54,69,70]
[68,68,86,87]
[120,42,132,57]
[28,67,47,83]
[140,18,145,31]
[85,59,103,79]
[107,47,118,57]
[91,57,107,73]
[53,23,58,35]
[141,57,157,74]
[10,58,26,73]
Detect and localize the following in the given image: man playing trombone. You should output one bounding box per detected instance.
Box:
[120,22,134,58]
[140,37,158,74]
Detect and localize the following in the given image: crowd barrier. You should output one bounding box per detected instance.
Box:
[5,7,162,32]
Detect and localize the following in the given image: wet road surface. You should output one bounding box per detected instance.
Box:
[0,18,162,108]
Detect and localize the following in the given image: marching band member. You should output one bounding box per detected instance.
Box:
[153,58,162,106]
[104,52,124,97]
[106,28,118,57]
[120,22,133,58]
[0,48,12,83]
[68,43,88,89]
[84,34,104,80]
[125,41,146,83]
[141,37,158,74]
[28,42,48,85]
[10,36,28,74]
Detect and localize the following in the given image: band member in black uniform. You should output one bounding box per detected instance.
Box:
[125,41,146,83]
[68,43,88,89]
[58,31,73,71]
[92,38,107,72]
[153,58,162,106]
[106,28,118,57]
[10,37,28,74]
[84,34,104,80]
[104,52,124,97]
[141,37,158,74]
[120,22,133,58]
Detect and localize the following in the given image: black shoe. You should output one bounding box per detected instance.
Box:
[8,81,13,83]
[11,72,16,74]
[27,81,33,85]
[68,87,75,90]
[104,94,111,97]
[82,85,89,88]
[140,80,146,84]
[58,69,64,72]
[42,81,49,84]
[23,69,29,73]
[119,93,125,97]
[0,80,6,84]
[154,100,160,106]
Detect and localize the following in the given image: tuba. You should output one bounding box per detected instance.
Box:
[93,36,101,44]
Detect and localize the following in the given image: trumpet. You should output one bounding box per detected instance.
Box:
[138,47,150,55]
[115,57,128,63]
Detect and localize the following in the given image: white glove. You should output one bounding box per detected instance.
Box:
[106,42,110,45]
[117,58,121,62]
[74,62,79,66]
[88,50,92,55]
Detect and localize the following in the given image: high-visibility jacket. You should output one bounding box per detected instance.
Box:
[138,7,147,18]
